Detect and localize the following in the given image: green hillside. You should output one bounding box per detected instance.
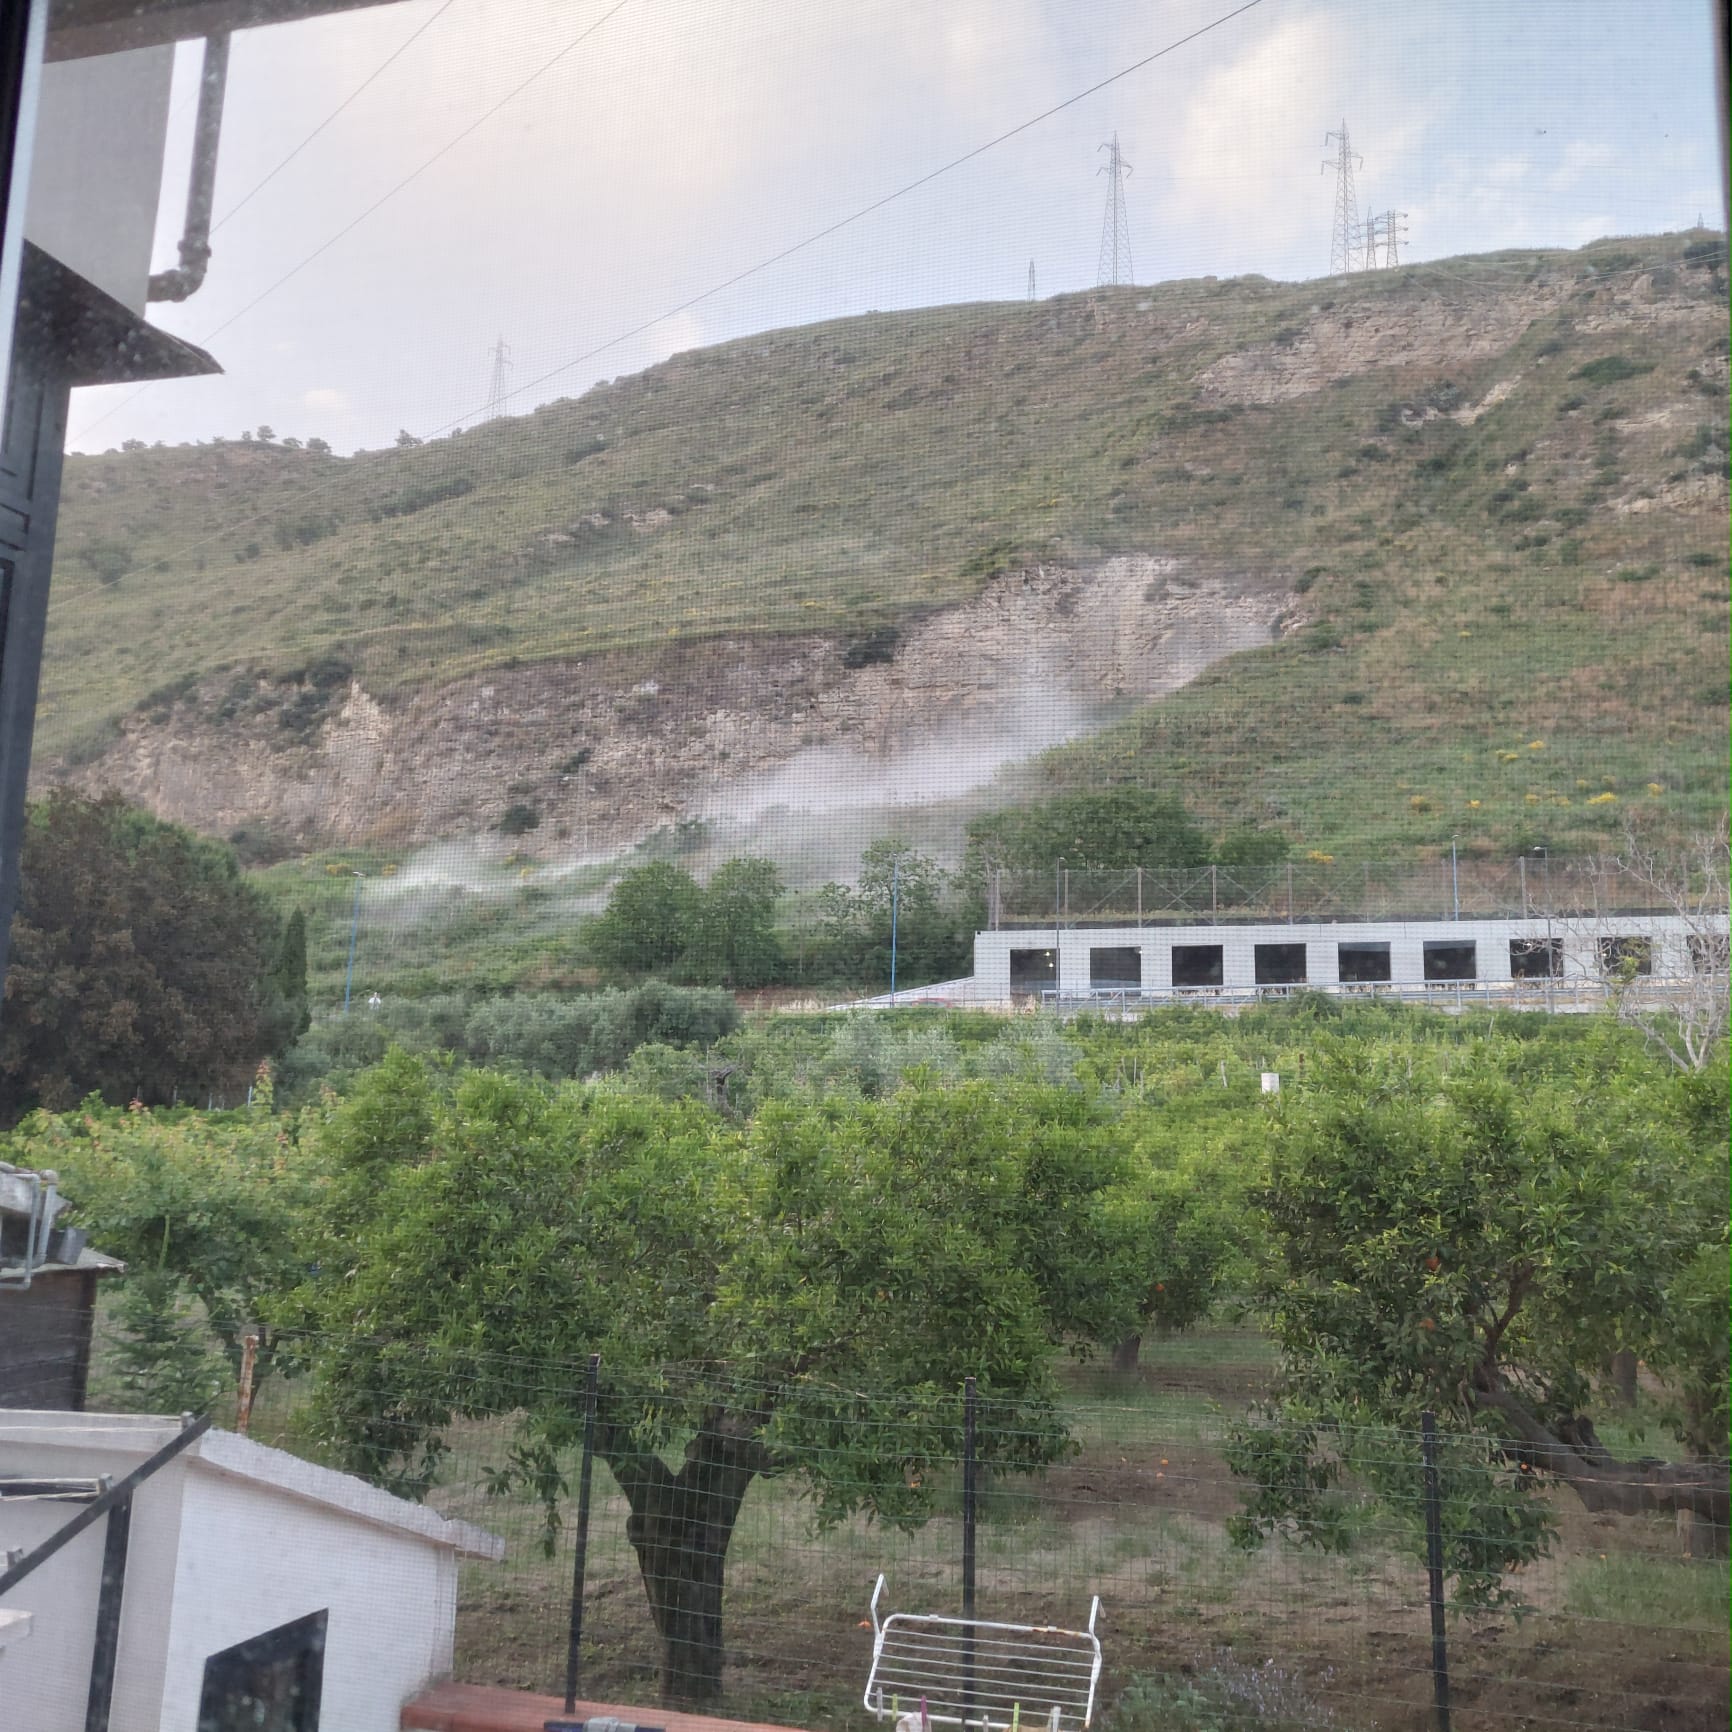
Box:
[44,232,1729,856]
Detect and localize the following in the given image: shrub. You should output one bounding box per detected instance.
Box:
[497,803,541,836]
[1571,354,1655,387]
[76,540,134,584]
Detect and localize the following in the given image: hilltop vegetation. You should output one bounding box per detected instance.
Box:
[44,231,1728,858]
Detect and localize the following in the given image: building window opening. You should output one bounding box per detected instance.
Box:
[198,1609,326,1732]
[1423,941,1477,981]
[1599,936,1652,977]
[1510,937,1563,979]
[1689,934,1730,974]
[1089,946,1141,989]
[1254,942,1307,986]
[1337,942,1391,983]
[1009,948,1057,993]
[1171,944,1224,988]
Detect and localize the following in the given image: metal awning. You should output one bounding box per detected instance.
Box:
[47,0,413,62]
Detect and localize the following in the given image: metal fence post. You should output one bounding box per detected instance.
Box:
[82,1490,131,1732]
[1421,1411,1452,1732]
[562,1353,602,1716]
[962,1375,978,1730]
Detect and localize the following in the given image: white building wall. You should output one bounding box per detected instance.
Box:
[24,47,175,311]
[159,1467,461,1732]
[974,913,1718,1002]
[0,1416,499,1732]
[0,1420,188,1732]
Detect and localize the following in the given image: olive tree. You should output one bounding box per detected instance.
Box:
[293,1058,1146,1702]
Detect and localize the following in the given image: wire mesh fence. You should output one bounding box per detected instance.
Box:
[3,1307,1728,1731]
[987,858,1698,931]
[280,1344,1726,1732]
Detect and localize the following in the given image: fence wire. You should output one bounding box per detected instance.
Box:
[5,1316,1727,1732]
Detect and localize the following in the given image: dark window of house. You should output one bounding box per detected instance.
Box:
[1510,937,1563,979]
[1423,942,1477,981]
[1172,944,1224,987]
[1009,948,1057,992]
[1689,934,1730,974]
[1254,942,1307,985]
[1337,942,1391,983]
[1089,946,1141,988]
[198,1609,326,1732]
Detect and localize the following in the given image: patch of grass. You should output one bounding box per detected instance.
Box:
[1564,1552,1729,1631]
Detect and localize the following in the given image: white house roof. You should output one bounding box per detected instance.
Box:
[0,1413,504,1561]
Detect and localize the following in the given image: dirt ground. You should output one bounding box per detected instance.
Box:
[444,1344,1729,1732]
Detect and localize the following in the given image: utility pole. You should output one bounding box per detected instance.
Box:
[1322,121,1362,276]
[484,335,512,419]
[1096,134,1134,287]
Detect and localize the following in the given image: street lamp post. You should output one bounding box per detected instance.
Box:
[1534,846,1553,1007]
[1450,836,1460,921]
[889,857,899,1005]
[342,870,364,1014]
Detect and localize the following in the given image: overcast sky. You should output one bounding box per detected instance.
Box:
[64,0,1723,454]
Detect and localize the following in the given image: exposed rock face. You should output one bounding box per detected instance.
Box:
[62,557,1291,853]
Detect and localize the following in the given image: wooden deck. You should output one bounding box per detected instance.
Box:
[402,1681,809,1732]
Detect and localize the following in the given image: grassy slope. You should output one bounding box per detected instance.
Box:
[45,233,1728,857]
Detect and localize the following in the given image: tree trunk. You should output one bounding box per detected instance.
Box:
[1111,1334,1142,1373]
[1472,1377,1730,1536]
[1606,1348,1639,1408]
[605,1423,762,1704]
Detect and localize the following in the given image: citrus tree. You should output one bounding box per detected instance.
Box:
[292,1057,1147,1702]
[1229,1040,1729,1586]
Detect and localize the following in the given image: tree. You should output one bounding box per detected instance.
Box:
[818,840,969,987]
[295,1063,1145,1702]
[586,862,702,977]
[13,1094,321,1399]
[1584,817,1729,1071]
[1230,1042,1728,1584]
[0,793,303,1117]
[271,910,311,1040]
[682,858,783,988]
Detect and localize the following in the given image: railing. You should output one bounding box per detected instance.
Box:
[1037,976,1718,1015]
[986,857,1707,930]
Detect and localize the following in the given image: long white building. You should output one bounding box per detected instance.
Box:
[868,911,1727,1010]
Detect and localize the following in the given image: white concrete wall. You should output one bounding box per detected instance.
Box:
[24,46,174,311]
[0,1417,187,1732]
[159,1467,461,1732]
[976,913,1718,999]
[0,1416,499,1732]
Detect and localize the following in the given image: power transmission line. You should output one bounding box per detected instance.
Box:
[70,0,636,444]
[210,0,463,235]
[1096,133,1134,286]
[115,0,1271,564]
[1323,120,1361,276]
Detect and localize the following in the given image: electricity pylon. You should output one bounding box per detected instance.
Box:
[1027,258,1037,301]
[1096,135,1134,287]
[1361,211,1384,272]
[1322,122,1362,276]
[1380,210,1409,267]
[484,337,512,419]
